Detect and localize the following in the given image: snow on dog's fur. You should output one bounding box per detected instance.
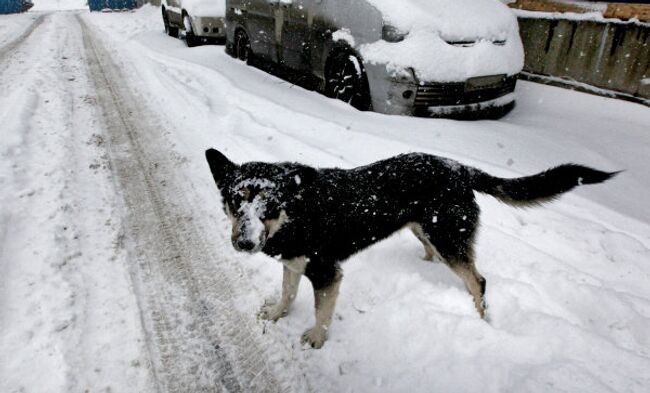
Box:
[205,148,617,348]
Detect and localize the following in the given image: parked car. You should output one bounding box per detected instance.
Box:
[0,0,33,14]
[225,0,524,117]
[162,0,226,47]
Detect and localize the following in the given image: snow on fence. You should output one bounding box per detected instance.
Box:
[517,15,650,104]
[0,0,32,14]
[87,0,137,12]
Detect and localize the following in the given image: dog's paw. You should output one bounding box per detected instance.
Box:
[300,327,328,349]
[257,303,288,322]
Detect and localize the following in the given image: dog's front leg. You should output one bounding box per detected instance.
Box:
[259,262,303,321]
[301,265,343,349]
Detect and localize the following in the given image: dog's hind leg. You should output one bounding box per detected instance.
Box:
[413,222,487,318]
[409,223,440,262]
[258,261,303,321]
[419,201,486,318]
[448,257,487,319]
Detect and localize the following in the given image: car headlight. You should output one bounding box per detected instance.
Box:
[382,25,408,43]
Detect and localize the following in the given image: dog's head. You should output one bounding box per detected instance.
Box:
[205,148,315,254]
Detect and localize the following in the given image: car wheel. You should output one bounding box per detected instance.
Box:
[326,52,371,111]
[163,10,178,38]
[234,30,252,63]
[183,14,199,47]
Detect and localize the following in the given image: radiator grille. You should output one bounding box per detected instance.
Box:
[414,75,517,111]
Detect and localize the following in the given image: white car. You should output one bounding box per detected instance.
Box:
[226,0,524,117]
[162,0,226,47]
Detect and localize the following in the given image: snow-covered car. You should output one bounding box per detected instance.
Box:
[225,0,524,117]
[162,0,226,47]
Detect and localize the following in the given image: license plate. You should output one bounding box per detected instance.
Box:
[465,74,506,92]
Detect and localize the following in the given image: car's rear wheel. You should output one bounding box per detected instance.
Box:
[234,30,251,63]
[163,9,178,38]
[183,14,199,47]
[325,52,371,111]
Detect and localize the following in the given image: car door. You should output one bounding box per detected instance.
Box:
[245,0,278,61]
[280,0,312,71]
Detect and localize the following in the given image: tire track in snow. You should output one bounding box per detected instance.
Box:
[77,14,294,393]
[0,13,47,66]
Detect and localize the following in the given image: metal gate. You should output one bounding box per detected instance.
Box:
[87,0,137,12]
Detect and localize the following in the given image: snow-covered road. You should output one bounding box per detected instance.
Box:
[0,11,150,392]
[1,6,649,393]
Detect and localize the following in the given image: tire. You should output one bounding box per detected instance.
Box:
[234,29,251,63]
[183,14,200,47]
[163,9,178,38]
[325,52,371,111]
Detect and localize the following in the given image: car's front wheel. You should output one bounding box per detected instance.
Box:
[325,52,371,111]
[163,9,178,38]
[234,29,251,63]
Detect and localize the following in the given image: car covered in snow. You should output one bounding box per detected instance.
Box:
[162,0,226,47]
[225,0,524,117]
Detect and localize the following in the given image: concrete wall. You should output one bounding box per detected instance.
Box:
[517,17,650,101]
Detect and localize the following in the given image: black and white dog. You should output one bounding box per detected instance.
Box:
[205,148,616,348]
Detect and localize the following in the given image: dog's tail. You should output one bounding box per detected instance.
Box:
[467,164,619,207]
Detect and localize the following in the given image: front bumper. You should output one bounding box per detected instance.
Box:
[191,16,226,39]
[365,63,518,118]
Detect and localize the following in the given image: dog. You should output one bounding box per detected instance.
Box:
[205,148,616,348]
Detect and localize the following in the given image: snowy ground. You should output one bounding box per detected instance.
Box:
[1,5,649,393]
[0,12,43,50]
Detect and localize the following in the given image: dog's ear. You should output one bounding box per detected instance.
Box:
[205,148,236,186]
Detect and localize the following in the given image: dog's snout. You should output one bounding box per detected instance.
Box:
[235,239,256,252]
